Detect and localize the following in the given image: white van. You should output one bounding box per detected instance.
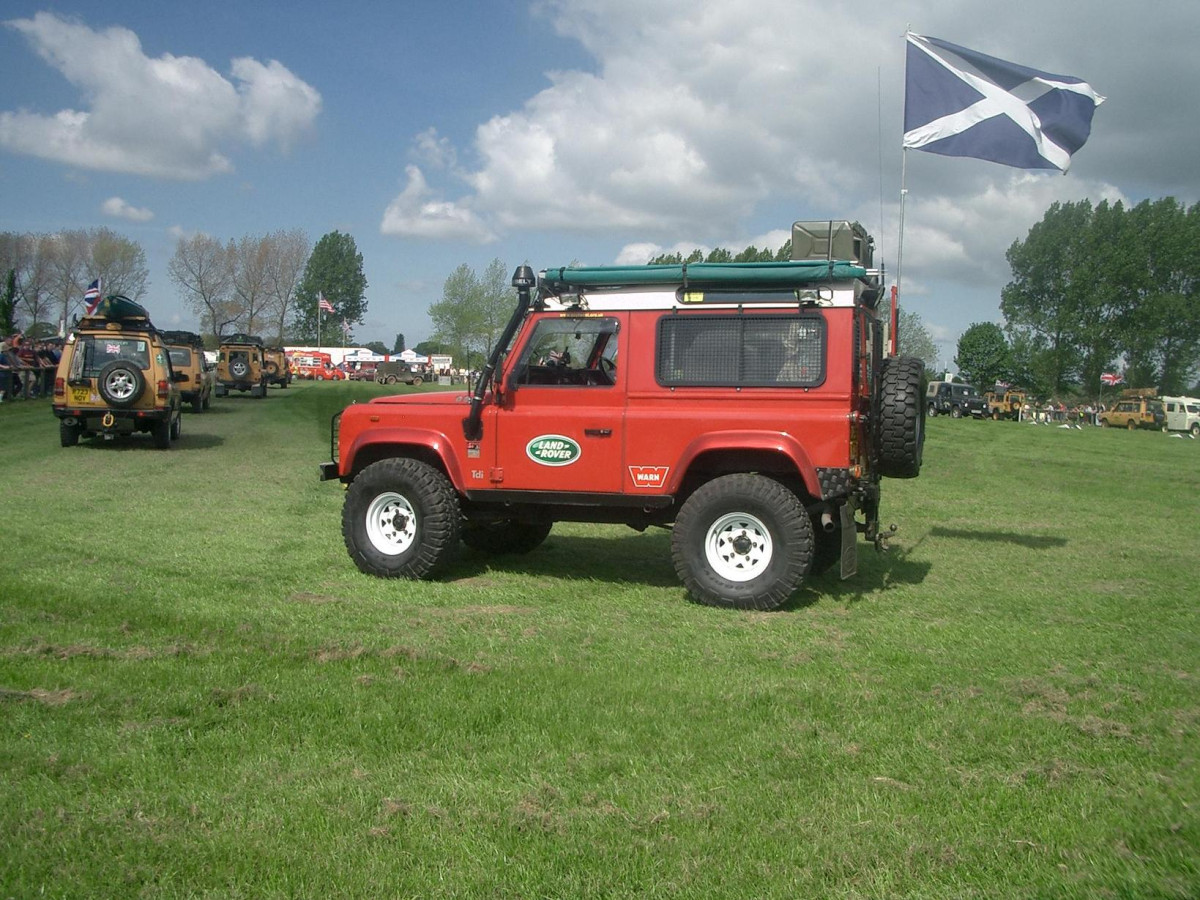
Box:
[1162,396,1200,435]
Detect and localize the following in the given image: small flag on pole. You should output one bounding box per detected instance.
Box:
[84,278,102,315]
[1100,372,1123,386]
[904,32,1104,172]
[318,293,334,313]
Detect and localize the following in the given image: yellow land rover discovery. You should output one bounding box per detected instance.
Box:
[52,295,183,449]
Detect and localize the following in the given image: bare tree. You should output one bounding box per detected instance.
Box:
[47,230,89,331]
[168,234,235,339]
[90,227,149,304]
[231,235,273,336]
[264,229,309,344]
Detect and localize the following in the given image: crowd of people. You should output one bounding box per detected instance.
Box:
[0,333,61,402]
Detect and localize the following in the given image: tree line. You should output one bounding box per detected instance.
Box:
[167,229,368,345]
[0,229,149,337]
[956,197,1200,397]
[0,227,372,347]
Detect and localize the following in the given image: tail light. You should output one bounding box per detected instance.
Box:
[54,377,65,399]
[157,379,169,398]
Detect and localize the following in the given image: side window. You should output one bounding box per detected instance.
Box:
[656,314,825,387]
[516,317,619,387]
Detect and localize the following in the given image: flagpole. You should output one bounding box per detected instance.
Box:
[317,296,322,352]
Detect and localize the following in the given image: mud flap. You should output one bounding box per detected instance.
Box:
[839,501,858,579]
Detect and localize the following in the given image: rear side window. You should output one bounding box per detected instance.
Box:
[656,314,825,387]
[168,348,192,368]
[80,336,151,375]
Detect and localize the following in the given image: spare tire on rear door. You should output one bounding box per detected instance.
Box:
[97,360,146,408]
[877,356,925,479]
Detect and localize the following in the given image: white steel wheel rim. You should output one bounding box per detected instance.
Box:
[105,369,137,401]
[705,511,773,582]
[365,491,417,556]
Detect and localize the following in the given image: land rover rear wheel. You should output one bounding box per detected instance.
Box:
[462,519,552,554]
[97,360,145,408]
[152,417,171,449]
[60,421,81,447]
[671,474,813,611]
[343,458,461,579]
[877,356,926,479]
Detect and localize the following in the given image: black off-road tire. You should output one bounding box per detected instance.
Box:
[97,360,145,408]
[152,417,171,449]
[60,421,81,447]
[191,393,203,413]
[462,519,552,555]
[343,458,462,579]
[170,412,182,441]
[412,376,423,386]
[877,356,925,479]
[671,474,813,611]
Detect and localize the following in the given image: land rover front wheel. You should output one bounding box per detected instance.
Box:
[343,458,461,579]
[877,356,926,479]
[671,474,813,611]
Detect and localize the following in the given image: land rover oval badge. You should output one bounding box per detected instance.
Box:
[526,434,581,466]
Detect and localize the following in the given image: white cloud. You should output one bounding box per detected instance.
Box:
[380,165,496,243]
[101,196,153,222]
[0,12,320,179]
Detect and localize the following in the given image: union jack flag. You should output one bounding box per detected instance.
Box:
[84,278,102,315]
[1100,372,1123,386]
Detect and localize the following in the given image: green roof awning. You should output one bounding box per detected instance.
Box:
[541,260,867,290]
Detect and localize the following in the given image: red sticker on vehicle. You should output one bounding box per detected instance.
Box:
[628,466,669,488]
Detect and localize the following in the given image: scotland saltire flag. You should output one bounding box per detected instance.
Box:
[83,277,102,315]
[904,33,1104,172]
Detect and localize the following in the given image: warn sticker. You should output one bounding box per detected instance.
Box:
[628,466,669,488]
[526,435,581,466]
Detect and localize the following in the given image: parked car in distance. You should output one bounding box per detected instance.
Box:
[374,361,424,386]
[162,330,214,413]
[1099,391,1165,430]
[927,381,988,418]
[1162,396,1200,436]
[984,388,1026,420]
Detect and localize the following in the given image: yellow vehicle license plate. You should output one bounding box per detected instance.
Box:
[70,387,93,404]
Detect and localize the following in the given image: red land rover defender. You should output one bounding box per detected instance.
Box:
[320,221,924,610]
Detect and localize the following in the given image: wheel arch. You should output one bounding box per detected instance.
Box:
[669,435,820,508]
[345,430,466,489]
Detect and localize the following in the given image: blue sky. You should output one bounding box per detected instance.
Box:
[3,0,1198,363]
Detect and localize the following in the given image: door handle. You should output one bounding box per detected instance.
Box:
[584,428,612,437]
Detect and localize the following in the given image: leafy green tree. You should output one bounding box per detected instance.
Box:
[1115,199,1200,393]
[292,231,368,345]
[1001,200,1093,393]
[413,340,448,357]
[393,333,406,353]
[955,322,1012,389]
[426,259,514,369]
[897,307,938,372]
[1,268,16,335]
[363,340,389,355]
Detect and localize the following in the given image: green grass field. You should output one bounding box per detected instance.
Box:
[1,383,1197,898]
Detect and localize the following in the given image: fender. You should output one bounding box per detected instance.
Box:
[668,429,822,498]
[343,425,467,490]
